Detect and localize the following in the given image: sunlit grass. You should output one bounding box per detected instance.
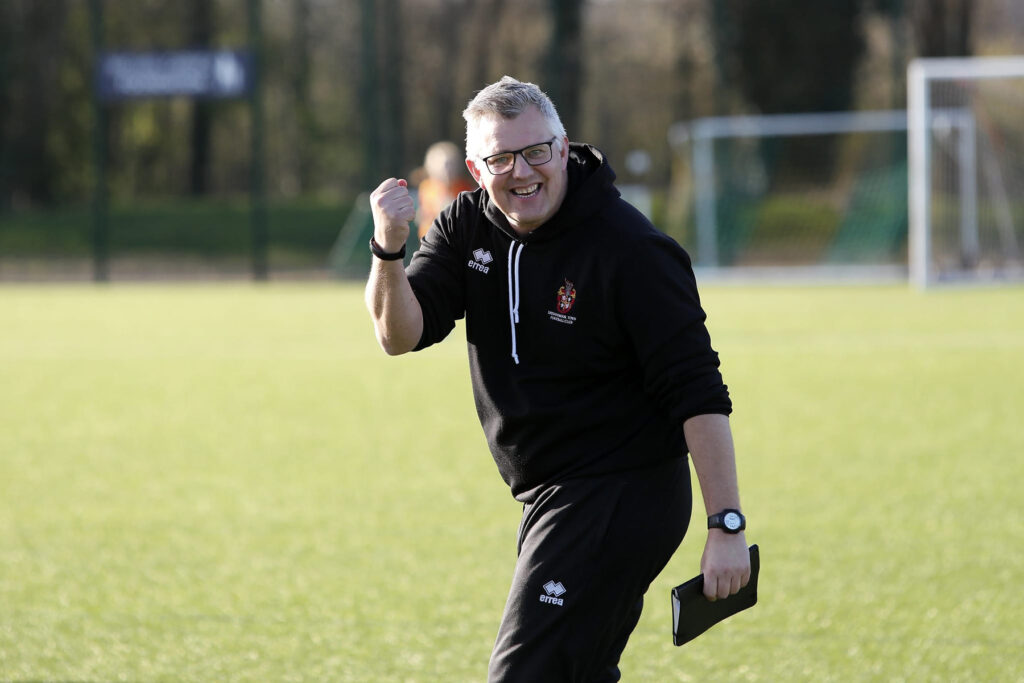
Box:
[2,283,1022,681]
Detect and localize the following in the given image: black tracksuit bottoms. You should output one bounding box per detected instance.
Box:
[488,456,692,682]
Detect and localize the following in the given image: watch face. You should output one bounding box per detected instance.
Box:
[724,512,742,530]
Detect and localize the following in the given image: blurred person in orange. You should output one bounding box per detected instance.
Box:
[415,140,474,240]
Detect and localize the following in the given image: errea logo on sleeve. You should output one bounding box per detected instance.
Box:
[468,248,493,274]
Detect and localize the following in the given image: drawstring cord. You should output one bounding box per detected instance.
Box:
[507,241,524,365]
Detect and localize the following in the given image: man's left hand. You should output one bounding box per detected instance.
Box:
[700,531,751,601]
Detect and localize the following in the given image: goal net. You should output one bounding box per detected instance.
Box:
[909,56,1024,288]
[669,111,912,281]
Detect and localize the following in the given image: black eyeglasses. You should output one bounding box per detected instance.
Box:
[480,138,557,175]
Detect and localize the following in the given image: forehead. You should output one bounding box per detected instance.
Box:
[471,106,553,156]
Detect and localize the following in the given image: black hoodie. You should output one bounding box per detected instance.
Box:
[407,143,731,502]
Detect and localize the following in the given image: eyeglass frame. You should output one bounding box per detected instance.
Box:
[478,137,559,175]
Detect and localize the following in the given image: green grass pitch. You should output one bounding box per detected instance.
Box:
[1,282,1023,681]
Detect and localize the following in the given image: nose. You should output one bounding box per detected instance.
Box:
[510,152,533,178]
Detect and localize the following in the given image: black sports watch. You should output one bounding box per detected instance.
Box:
[707,509,746,534]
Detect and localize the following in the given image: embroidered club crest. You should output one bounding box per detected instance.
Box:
[556,279,577,314]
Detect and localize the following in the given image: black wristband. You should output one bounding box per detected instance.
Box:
[369,237,406,261]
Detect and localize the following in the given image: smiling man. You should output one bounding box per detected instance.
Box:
[365,76,750,682]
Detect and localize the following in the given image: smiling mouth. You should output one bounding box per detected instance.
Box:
[510,184,541,198]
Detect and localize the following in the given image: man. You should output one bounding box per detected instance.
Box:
[415,140,475,240]
[366,76,750,682]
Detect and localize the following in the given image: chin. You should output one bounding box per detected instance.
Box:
[511,208,548,228]
[510,217,541,233]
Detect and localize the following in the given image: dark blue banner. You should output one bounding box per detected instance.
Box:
[97,50,253,101]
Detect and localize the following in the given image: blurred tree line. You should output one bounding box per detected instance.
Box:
[0,0,1017,213]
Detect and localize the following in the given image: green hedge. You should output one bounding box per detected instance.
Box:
[0,199,354,258]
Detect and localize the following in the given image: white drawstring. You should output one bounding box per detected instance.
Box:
[507,241,524,365]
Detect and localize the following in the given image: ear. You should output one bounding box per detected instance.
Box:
[558,136,570,169]
[466,158,484,185]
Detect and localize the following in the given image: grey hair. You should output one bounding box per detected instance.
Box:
[462,76,567,158]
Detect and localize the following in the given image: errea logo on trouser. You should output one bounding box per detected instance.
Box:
[468,248,493,274]
[539,580,566,606]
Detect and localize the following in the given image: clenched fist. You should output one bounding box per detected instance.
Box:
[370,178,415,253]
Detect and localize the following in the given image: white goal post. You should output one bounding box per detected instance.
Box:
[671,110,918,271]
[908,56,1024,289]
[669,110,963,281]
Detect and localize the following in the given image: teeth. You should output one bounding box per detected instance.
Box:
[512,184,540,196]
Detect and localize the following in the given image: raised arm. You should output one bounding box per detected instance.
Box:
[364,178,424,355]
[683,412,752,601]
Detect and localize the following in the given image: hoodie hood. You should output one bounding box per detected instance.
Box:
[482,142,620,243]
